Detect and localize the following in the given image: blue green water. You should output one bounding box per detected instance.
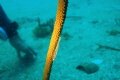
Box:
[0,0,120,80]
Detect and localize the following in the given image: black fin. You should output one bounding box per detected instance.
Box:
[0,5,10,27]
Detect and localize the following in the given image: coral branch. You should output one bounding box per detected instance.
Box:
[42,0,68,80]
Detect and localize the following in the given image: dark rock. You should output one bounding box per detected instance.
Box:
[76,62,99,74]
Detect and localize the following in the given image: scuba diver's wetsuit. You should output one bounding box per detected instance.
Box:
[0,5,18,40]
[0,5,37,59]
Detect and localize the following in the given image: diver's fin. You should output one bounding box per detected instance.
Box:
[0,5,10,27]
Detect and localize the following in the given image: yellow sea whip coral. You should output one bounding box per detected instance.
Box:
[42,0,68,80]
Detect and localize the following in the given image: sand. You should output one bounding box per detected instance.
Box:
[0,0,120,80]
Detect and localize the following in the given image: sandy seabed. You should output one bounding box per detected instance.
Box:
[0,0,120,80]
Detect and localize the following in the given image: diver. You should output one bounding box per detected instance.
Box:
[0,5,37,60]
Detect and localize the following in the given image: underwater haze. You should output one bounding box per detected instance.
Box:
[0,0,120,80]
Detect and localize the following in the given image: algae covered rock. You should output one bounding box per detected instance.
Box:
[33,26,51,38]
[32,18,54,38]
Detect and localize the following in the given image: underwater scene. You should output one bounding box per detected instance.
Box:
[0,0,120,80]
